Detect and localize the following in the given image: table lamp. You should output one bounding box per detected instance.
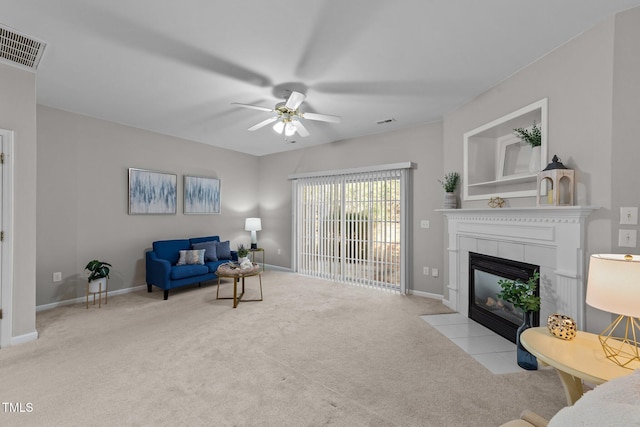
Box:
[245,218,262,250]
[586,254,640,368]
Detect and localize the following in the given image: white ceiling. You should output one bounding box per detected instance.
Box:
[2,0,640,156]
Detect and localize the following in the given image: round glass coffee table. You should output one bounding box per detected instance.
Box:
[215,262,262,308]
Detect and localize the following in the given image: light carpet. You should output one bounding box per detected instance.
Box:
[0,271,566,426]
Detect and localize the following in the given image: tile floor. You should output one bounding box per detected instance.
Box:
[421,312,524,374]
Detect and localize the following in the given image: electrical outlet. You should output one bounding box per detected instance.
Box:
[619,229,637,248]
[432,268,439,277]
[53,272,62,282]
[620,207,638,225]
[420,220,430,229]
[277,249,281,255]
[423,266,429,276]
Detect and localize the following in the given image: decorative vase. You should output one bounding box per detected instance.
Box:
[238,256,249,264]
[88,277,107,294]
[444,192,457,209]
[529,146,541,173]
[516,311,538,370]
[547,313,577,340]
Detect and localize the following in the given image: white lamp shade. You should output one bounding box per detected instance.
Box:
[586,254,640,318]
[245,218,262,231]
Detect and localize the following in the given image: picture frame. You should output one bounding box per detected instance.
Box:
[184,175,221,214]
[128,168,177,215]
[497,134,530,180]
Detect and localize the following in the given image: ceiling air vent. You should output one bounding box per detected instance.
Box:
[0,24,46,71]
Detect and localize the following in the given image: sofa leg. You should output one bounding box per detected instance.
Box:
[147,284,152,293]
[163,290,169,300]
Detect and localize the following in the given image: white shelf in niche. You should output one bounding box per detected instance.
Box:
[464,98,548,201]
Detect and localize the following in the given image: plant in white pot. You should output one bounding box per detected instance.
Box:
[85,260,111,294]
[513,120,542,172]
[438,172,460,209]
[236,244,249,264]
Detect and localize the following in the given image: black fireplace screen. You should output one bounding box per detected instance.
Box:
[469,252,539,343]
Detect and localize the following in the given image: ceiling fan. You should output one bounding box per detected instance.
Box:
[232,91,341,137]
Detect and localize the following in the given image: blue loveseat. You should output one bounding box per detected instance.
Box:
[145,235,237,300]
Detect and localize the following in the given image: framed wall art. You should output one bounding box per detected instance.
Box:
[128,168,177,215]
[184,175,221,214]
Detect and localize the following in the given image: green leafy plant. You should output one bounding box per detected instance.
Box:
[497,271,540,312]
[513,120,542,148]
[85,260,112,283]
[438,172,460,193]
[237,244,249,258]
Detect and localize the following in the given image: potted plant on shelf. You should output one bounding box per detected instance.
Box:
[513,120,542,172]
[497,271,541,370]
[438,172,460,209]
[85,260,111,294]
[237,244,249,264]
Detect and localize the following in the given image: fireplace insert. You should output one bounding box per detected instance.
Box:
[469,252,539,343]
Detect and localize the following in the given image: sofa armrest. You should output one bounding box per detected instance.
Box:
[146,251,172,289]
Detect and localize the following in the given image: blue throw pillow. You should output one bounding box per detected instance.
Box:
[192,241,218,262]
[215,240,231,260]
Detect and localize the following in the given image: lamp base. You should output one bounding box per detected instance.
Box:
[251,243,257,250]
[598,315,640,368]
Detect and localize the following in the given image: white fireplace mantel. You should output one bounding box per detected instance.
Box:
[439,206,599,328]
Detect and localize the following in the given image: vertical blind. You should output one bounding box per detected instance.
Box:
[291,165,410,293]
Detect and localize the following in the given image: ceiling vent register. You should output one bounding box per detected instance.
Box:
[0,24,46,71]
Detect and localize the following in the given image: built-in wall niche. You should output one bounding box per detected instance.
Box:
[463,98,548,201]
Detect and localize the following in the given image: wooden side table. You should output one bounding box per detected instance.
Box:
[520,327,638,405]
[249,248,265,271]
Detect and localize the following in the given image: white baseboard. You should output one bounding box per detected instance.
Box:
[11,330,38,346]
[36,285,147,312]
[408,289,443,300]
[263,264,292,272]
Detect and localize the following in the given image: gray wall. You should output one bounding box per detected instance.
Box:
[258,122,445,296]
[36,106,259,306]
[612,8,640,250]
[0,62,38,340]
[443,8,640,332]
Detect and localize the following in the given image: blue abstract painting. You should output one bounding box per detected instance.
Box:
[128,168,177,214]
[184,175,221,214]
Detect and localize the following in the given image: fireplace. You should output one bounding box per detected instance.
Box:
[441,207,598,333]
[469,252,539,343]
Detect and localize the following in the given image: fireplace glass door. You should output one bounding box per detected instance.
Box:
[469,252,539,343]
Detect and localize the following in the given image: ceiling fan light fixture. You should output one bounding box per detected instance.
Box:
[273,121,285,134]
[285,121,296,137]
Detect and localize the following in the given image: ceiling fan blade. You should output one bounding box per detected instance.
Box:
[248,116,278,131]
[285,91,306,110]
[301,112,341,123]
[232,102,274,113]
[292,120,310,137]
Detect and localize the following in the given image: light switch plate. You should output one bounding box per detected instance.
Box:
[620,207,638,225]
[619,229,637,248]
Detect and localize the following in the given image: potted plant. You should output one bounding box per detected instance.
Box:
[497,271,540,370]
[85,260,111,294]
[513,120,542,172]
[237,244,249,264]
[438,172,460,209]
[513,121,541,148]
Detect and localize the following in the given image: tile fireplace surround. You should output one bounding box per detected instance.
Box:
[440,207,598,328]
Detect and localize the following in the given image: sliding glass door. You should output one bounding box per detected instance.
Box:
[292,165,410,293]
